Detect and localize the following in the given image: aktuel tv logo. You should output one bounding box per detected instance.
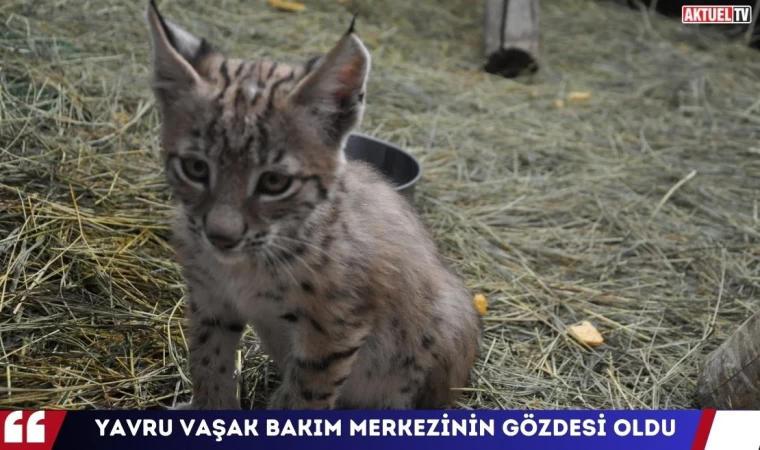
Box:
[682,5,753,23]
[0,411,66,450]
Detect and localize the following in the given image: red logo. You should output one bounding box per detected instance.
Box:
[0,411,66,450]
[682,5,752,23]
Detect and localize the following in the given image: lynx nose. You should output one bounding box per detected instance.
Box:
[203,206,247,251]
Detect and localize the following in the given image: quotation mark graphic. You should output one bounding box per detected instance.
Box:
[3,411,46,443]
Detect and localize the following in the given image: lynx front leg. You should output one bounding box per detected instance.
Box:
[268,305,370,410]
[177,284,246,410]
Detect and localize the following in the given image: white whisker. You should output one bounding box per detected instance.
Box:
[268,241,319,279]
[263,246,299,288]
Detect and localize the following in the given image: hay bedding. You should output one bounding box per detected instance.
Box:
[0,0,758,410]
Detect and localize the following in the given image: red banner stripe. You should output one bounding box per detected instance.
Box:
[690,409,716,450]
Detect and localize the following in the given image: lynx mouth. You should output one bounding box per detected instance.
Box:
[210,248,248,265]
[201,234,247,263]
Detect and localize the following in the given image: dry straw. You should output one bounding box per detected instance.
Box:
[1,0,759,410]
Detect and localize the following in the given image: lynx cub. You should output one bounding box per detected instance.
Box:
[145,1,482,409]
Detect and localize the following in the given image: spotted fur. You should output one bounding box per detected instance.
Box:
[145,1,482,410]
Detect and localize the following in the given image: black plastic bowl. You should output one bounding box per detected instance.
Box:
[344,133,422,199]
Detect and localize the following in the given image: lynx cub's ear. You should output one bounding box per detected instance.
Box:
[145,0,215,104]
[289,18,371,147]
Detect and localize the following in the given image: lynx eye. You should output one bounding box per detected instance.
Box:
[257,171,293,196]
[180,157,209,183]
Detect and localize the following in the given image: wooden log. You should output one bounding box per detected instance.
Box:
[696,309,760,409]
[483,0,540,78]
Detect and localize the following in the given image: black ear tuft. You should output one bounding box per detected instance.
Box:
[146,0,219,105]
[346,12,359,36]
[289,30,370,147]
[150,0,175,47]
